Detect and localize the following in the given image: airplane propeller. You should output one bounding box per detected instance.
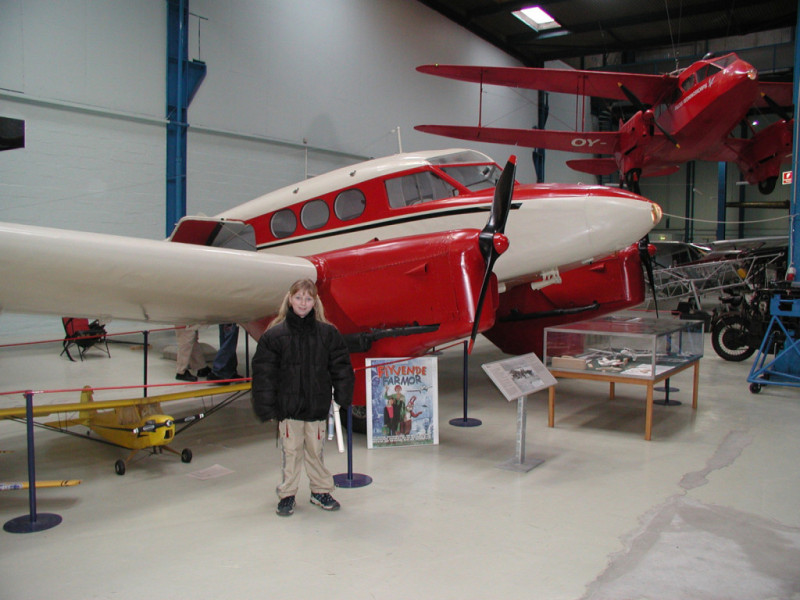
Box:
[638,235,659,317]
[761,92,793,123]
[468,155,516,353]
[618,83,680,148]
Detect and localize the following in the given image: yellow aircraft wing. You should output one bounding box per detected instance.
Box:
[1,480,82,491]
[0,382,251,420]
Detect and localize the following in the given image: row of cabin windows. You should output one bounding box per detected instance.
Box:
[269,165,499,238]
[270,188,367,238]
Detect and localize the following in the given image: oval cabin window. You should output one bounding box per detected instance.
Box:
[334,189,366,221]
[270,209,297,238]
[301,199,330,230]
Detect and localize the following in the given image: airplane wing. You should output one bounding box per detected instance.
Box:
[757,81,794,109]
[417,64,677,105]
[566,158,619,176]
[0,221,315,325]
[0,383,251,420]
[415,124,619,154]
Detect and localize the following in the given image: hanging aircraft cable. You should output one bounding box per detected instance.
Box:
[469,155,516,353]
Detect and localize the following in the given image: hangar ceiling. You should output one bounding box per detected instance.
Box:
[416,0,798,69]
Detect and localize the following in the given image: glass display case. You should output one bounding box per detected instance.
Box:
[544,313,704,380]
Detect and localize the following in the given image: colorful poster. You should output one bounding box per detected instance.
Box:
[365,357,438,449]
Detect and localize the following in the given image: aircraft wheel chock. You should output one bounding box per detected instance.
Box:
[181,448,192,463]
[115,459,126,475]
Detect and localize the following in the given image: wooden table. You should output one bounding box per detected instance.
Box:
[547,359,700,440]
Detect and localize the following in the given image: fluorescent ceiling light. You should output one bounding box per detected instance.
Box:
[512,6,561,32]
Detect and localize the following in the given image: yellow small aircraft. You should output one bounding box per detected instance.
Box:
[0,382,251,475]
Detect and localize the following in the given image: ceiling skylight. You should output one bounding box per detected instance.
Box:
[512,6,561,32]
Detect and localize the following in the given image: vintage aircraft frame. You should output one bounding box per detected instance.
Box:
[416,53,793,195]
[0,148,661,428]
[0,383,251,474]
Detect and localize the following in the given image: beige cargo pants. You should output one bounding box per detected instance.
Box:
[276,419,335,499]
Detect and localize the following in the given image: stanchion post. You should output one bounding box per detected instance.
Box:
[333,406,372,488]
[450,340,482,427]
[142,330,149,398]
[245,333,250,379]
[4,392,63,533]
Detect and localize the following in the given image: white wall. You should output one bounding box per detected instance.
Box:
[0,0,553,240]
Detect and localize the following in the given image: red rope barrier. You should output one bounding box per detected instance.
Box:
[0,325,181,349]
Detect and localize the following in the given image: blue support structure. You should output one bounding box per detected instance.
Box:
[716,162,727,240]
[789,4,800,283]
[531,91,548,183]
[745,6,800,393]
[746,292,800,393]
[166,0,206,237]
[684,161,695,241]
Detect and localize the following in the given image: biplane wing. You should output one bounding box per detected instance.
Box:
[757,82,794,108]
[415,124,620,155]
[417,64,677,105]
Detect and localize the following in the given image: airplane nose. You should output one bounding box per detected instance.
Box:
[651,203,662,225]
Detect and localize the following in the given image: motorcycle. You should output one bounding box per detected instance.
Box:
[710,287,774,361]
[709,283,800,362]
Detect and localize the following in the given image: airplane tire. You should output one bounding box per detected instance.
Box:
[181,448,193,463]
[115,460,126,476]
[711,315,756,362]
[758,177,777,195]
[750,383,762,394]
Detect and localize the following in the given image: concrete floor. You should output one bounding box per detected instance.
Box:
[1,315,799,600]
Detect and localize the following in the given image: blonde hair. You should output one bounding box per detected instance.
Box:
[267,278,329,330]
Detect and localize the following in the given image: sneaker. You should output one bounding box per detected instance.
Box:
[175,370,197,382]
[310,492,340,511]
[276,496,295,517]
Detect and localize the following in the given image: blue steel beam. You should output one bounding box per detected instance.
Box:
[789,4,800,284]
[716,162,726,240]
[166,0,206,237]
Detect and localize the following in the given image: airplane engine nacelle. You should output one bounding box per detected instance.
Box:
[309,229,499,418]
[484,244,646,356]
[739,119,793,188]
[308,229,498,358]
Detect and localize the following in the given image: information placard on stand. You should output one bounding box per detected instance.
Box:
[482,353,556,472]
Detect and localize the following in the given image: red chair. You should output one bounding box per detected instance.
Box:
[61,317,110,361]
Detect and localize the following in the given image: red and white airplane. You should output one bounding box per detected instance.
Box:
[0,148,660,424]
[416,53,794,195]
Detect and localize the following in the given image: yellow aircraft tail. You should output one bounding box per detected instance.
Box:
[78,385,94,421]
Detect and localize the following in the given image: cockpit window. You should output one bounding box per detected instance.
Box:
[710,54,737,69]
[385,171,457,208]
[427,149,493,165]
[441,164,501,191]
[681,74,697,92]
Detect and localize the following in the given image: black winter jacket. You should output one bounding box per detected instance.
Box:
[251,308,354,422]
